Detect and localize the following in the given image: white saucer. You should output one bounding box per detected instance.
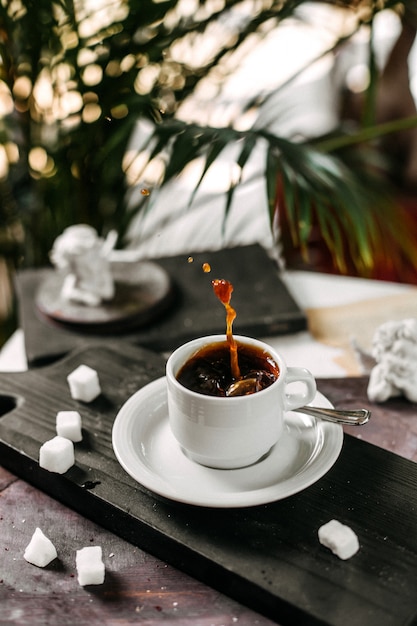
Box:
[112,377,343,508]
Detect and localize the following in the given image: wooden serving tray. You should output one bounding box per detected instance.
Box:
[1,342,417,626]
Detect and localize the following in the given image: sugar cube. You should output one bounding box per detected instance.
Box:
[76,546,105,586]
[67,364,101,402]
[56,410,83,442]
[318,519,360,560]
[24,527,58,567]
[39,436,75,474]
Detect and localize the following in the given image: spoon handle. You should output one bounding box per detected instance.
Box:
[296,406,371,426]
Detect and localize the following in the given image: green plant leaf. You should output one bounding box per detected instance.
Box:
[266,143,280,227]
[189,134,231,206]
[223,134,259,222]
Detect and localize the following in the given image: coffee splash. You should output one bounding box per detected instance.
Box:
[176,271,278,397]
[211,278,241,380]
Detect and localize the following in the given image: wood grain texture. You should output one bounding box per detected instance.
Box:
[1,343,417,626]
[1,474,273,626]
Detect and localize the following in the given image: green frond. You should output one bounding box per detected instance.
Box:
[223,135,259,225]
[3,0,417,276]
[190,135,232,206]
[266,144,280,226]
[274,138,417,275]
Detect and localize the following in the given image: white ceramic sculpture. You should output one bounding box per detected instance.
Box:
[50,225,116,306]
[367,318,417,403]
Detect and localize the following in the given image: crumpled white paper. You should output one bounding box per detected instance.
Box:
[367,318,417,403]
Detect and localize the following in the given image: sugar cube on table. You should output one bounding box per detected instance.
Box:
[67,364,101,402]
[76,546,105,586]
[24,527,58,568]
[39,436,75,474]
[56,410,83,442]
[318,519,360,560]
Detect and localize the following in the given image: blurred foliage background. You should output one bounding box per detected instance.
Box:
[2,0,417,345]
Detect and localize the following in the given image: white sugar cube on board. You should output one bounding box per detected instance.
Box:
[56,410,83,442]
[318,519,360,560]
[39,436,75,474]
[24,527,58,567]
[67,364,101,402]
[76,546,105,586]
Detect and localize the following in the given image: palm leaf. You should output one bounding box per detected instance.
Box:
[3,0,417,275]
[223,134,258,221]
[189,134,232,207]
[275,138,417,276]
[265,143,281,228]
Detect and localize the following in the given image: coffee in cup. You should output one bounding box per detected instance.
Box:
[166,334,316,469]
[175,338,279,397]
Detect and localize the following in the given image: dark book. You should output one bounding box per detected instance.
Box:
[15,244,306,367]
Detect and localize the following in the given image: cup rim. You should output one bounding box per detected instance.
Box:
[166,334,284,401]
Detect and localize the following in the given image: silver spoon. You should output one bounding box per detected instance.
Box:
[225,378,370,426]
[294,405,370,426]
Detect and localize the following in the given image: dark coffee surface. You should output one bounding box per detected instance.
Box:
[176,340,279,396]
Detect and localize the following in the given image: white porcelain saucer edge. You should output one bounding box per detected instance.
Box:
[112,377,343,508]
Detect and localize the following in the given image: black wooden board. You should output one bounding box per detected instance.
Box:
[1,342,417,626]
[15,244,307,367]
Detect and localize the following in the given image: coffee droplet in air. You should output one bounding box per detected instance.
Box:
[140,188,150,196]
[202,263,211,273]
[187,256,194,263]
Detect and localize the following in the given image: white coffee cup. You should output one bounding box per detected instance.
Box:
[166,334,317,469]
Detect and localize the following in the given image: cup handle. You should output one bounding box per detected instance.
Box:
[284,367,317,412]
